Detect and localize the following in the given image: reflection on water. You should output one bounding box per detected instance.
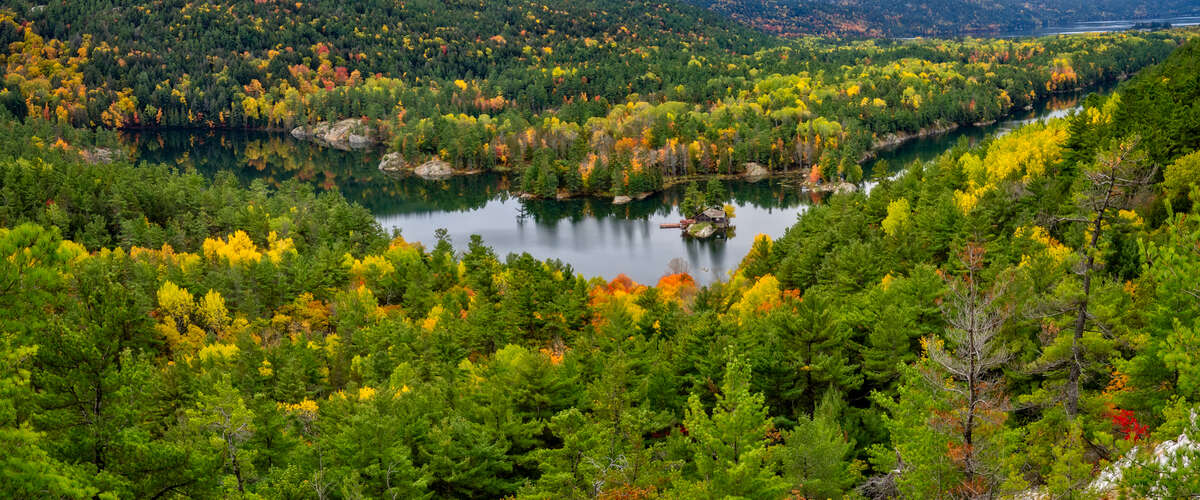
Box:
[122,83,1111,284]
[374,177,812,284]
[125,129,509,215]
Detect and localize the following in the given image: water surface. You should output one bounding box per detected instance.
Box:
[1000,16,1200,38]
[124,87,1105,284]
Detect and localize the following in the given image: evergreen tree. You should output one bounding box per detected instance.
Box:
[776,390,862,499]
[681,182,705,217]
[674,348,788,499]
[704,178,727,208]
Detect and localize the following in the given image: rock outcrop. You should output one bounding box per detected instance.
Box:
[612,195,633,205]
[1089,418,1200,495]
[808,180,858,194]
[413,159,454,180]
[686,222,717,239]
[378,154,463,180]
[743,162,769,181]
[291,119,377,149]
[871,123,958,150]
[377,152,406,172]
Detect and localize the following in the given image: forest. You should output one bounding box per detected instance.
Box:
[2,9,1200,496]
[4,0,1200,497]
[0,2,1194,198]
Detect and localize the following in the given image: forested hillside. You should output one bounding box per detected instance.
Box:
[689,0,1200,38]
[0,2,1191,200]
[2,15,1200,497]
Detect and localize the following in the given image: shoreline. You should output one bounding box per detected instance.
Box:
[118,79,1123,203]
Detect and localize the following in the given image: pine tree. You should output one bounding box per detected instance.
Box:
[704,178,727,208]
[1058,137,1155,418]
[681,182,704,217]
[674,347,788,499]
[777,390,862,499]
[184,376,258,494]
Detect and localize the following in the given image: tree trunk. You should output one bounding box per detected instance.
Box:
[1067,170,1114,419]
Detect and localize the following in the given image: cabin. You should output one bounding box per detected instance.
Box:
[658,207,731,233]
[694,207,729,227]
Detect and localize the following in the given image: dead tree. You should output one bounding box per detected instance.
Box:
[926,243,1012,493]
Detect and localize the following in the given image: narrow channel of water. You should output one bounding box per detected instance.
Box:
[123,85,1109,284]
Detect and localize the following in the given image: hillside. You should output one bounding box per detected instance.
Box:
[2,0,1200,496]
[688,0,1200,38]
[2,30,1200,499]
[1,0,771,102]
[2,1,1188,204]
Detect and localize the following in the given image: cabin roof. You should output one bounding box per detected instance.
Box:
[701,208,726,219]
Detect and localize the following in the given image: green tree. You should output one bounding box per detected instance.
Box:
[870,363,962,499]
[704,178,728,208]
[673,348,788,499]
[776,390,862,499]
[184,376,258,495]
[0,336,96,499]
[767,289,862,417]
[681,182,705,217]
[1122,211,1200,415]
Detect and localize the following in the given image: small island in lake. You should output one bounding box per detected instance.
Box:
[659,180,736,239]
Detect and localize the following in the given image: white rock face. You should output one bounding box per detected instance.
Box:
[1090,432,1200,495]
[612,195,633,205]
[290,125,312,139]
[834,182,858,194]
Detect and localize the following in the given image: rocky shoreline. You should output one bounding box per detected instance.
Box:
[294,116,992,202]
[296,117,992,202]
[377,153,485,180]
[863,123,960,161]
[291,119,380,150]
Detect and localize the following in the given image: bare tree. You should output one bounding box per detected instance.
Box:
[665,257,690,276]
[926,243,1012,493]
[1058,137,1156,418]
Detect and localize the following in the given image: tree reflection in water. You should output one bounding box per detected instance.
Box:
[120,83,1112,284]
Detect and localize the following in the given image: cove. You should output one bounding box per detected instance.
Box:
[122,87,1109,285]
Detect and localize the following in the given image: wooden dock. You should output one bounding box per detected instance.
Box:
[659,219,695,229]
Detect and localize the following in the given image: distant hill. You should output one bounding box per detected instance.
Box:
[0,0,780,126]
[4,0,774,81]
[686,0,1200,37]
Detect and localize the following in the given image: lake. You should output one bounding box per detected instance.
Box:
[123,88,1104,285]
[1006,16,1200,38]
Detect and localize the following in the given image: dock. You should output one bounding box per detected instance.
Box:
[659,219,696,229]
